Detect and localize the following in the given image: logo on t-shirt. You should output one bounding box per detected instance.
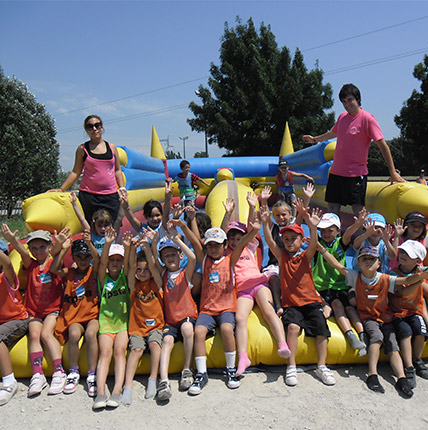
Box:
[349,126,359,135]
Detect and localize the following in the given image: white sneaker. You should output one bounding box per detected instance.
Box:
[28,373,48,397]
[315,365,336,386]
[285,365,298,386]
[86,374,97,397]
[63,372,80,394]
[0,381,18,405]
[48,371,66,395]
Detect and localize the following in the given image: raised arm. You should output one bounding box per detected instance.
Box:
[50,236,72,277]
[261,206,282,263]
[0,250,18,287]
[301,204,322,260]
[70,192,91,231]
[162,180,173,229]
[51,227,71,258]
[98,226,116,286]
[353,222,376,250]
[292,171,314,183]
[395,269,428,294]
[119,191,142,232]
[246,191,258,230]
[83,228,100,276]
[1,224,32,268]
[122,231,133,278]
[382,224,398,260]
[343,207,369,246]
[220,197,236,232]
[140,237,163,289]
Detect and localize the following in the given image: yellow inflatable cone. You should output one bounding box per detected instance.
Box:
[151,125,166,159]
[279,122,294,157]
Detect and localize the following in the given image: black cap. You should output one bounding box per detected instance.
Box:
[278,159,289,168]
[71,239,91,256]
[404,211,427,225]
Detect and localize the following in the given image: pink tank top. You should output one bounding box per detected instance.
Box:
[79,142,118,194]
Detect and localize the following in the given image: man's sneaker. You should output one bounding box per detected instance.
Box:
[93,394,107,410]
[86,374,97,397]
[179,369,194,391]
[404,366,416,388]
[48,371,66,395]
[63,372,80,394]
[0,381,18,406]
[28,373,48,397]
[157,380,172,401]
[285,365,298,386]
[188,372,208,396]
[396,377,414,398]
[413,358,428,379]
[315,365,336,386]
[225,367,240,389]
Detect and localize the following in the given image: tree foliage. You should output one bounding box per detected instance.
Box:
[394,55,428,166]
[0,67,60,213]
[188,17,335,156]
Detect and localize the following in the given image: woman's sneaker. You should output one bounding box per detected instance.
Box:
[225,367,240,389]
[63,372,80,394]
[48,371,66,395]
[86,374,97,397]
[188,372,208,396]
[28,373,48,397]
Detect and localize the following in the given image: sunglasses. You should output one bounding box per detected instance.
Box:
[86,122,103,130]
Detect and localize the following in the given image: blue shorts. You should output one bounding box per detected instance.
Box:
[195,312,235,332]
[393,314,427,341]
[163,317,195,342]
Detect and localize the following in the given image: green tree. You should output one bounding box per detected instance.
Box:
[0,67,60,214]
[394,55,428,165]
[193,151,207,158]
[165,149,181,159]
[188,17,334,156]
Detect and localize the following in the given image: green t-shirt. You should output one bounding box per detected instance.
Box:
[98,269,130,334]
[312,237,348,291]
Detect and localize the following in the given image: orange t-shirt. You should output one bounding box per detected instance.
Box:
[25,259,63,318]
[129,278,164,336]
[0,272,28,324]
[162,269,197,326]
[55,267,99,344]
[200,255,236,315]
[280,250,321,308]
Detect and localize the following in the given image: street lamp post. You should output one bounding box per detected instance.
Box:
[195,90,209,157]
[179,136,188,158]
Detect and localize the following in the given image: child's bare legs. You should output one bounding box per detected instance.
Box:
[148,341,161,380]
[368,341,381,376]
[235,296,254,375]
[220,322,236,353]
[399,336,413,368]
[285,323,300,386]
[159,334,174,381]
[316,336,328,367]
[124,349,143,389]
[255,287,289,358]
[412,335,426,361]
[111,331,128,395]
[68,323,84,368]
[96,334,114,397]
[194,325,208,375]
[85,319,99,371]
[268,276,281,309]
[0,342,12,376]
[345,306,364,334]
[181,321,194,370]
[40,315,62,364]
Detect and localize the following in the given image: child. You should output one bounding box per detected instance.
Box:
[0,247,29,405]
[156,225,198,401]
[313,211,367,356]
[173,160,209,207]
[1,225,67,396]
[395,211,427,249]
[122,234,164,405]
[389,240,428,387]
[93,228,131,410]
[319,245,428,397]
[189,216,262,396]
[51,233,100,396]
[261,203,335,387]
[275,158,314,216]
[70,191,113,255]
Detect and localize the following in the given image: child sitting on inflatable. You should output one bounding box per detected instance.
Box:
[313,211,367,356]
[0,244,29,406]
[261,202,335,387]
[319,244,428,397]
[51,233,100,397]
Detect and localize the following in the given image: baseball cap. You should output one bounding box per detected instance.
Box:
[204,227,227,244]
[365,213,386,229]
[420,169,426,174]
[404,211,427,225]
[27,230,52,244]
[357,246,379,259]
[278,158,289,168]
[280,224,305,236]
[158,238,180,252]
[398,240,427,261]
[109,244,124,257]
[318,213,341,229]
[71,239,91,256]
[0,239,8,254]
[227,221,247,234]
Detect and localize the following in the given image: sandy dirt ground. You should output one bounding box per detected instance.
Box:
[3,362,428,430]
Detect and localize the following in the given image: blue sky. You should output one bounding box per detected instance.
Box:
[1,0,427,171]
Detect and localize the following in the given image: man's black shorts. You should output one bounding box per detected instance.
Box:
[325,173,367,206]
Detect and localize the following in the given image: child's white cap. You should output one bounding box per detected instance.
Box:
[109,244,124,257]
[204,227,227,244]
[398,240,427,261]
[318,213,341,229]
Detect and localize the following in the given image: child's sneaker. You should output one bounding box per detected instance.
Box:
[157,380,172,401]
[315,365,336,386]
[366,374,385,393]
[413,358,428,379]
[285,365,298,386]
[28,373,48,397]
[0,381,18,406]
[179,369,194,391]
[63,372,80,394]
[93,394,107,410]
[225,367,240,389]
[106,393,121,408]
[48,371,66,395]
[404,366,416,388]
[188,372,208,396]
[86,374,97,397]
[396,377,413,398]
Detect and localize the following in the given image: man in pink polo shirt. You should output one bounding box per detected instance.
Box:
[303,84,405,217]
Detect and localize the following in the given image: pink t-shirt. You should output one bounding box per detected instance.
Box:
[330,109,383,177]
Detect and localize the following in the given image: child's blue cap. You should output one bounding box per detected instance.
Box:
[0,239,8,254]
[365,213,386,229]
[159,238,180,252]
[357,246,379,259]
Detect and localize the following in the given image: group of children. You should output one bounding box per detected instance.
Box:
[1,160,428,408]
